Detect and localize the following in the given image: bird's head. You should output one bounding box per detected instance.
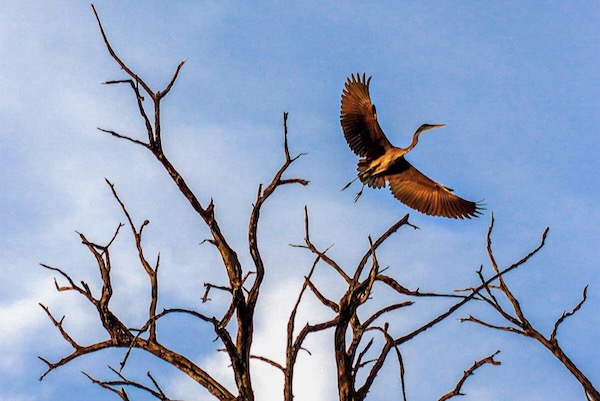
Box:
[417,123,446,134]
[405,124,447,152]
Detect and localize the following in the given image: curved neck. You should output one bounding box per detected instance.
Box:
[402,124,445,153]
[403,125,427,153]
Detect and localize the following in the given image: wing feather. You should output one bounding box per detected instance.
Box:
[386,158,481,219]
[340,74,392,159]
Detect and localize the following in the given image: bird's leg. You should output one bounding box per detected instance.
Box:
[341,176,365,202]
[341,176,359,191]
[354,184,365,202]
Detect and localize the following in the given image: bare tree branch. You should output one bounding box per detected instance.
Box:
[438,351,501,401]
[83,366,180,401]
[362,302,413,329]
[377,274,468,299]
[460,215,600,401]
[284,252,338,401]
[350,221,550,400]
[307,279,339,312]
[459,315,525,335]
[551,285,588,342]
[106,179,160,341]
[353,214,417,283]
[247,111,308,309]
[294,207,351,284]
[250,355,285,373]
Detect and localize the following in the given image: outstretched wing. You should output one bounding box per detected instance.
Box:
[341,73,392,159]
[386,158,482,219]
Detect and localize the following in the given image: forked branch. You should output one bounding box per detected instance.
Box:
[83,367,175,401]
[460,215,599,401]
[438,351,501,401]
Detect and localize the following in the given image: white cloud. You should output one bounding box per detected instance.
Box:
[0,296,44,374]
[252,279,337,401]
[0,278,102,375]
[163,278,338,401]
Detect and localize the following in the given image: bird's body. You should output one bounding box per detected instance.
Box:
[367,148,405,176]
[340,73,481,219]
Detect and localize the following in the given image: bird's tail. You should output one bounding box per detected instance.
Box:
[357,159,386,189]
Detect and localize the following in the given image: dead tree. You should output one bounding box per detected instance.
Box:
[39,5,597,401]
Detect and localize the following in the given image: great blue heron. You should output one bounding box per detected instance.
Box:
[340,73,482,219]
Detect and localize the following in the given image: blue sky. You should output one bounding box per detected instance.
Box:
[1,1,599,400]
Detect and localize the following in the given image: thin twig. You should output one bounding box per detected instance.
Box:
[438,351,501,401]
[550,285,588,342]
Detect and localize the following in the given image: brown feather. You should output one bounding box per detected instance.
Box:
[340,73,392,159]
[386,158,481,219]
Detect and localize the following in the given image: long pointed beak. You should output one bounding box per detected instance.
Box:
[418,123,446,134]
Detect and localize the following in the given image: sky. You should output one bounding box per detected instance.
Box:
[1,1,599,400]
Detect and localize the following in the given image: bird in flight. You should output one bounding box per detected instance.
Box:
[340,73,482,219]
